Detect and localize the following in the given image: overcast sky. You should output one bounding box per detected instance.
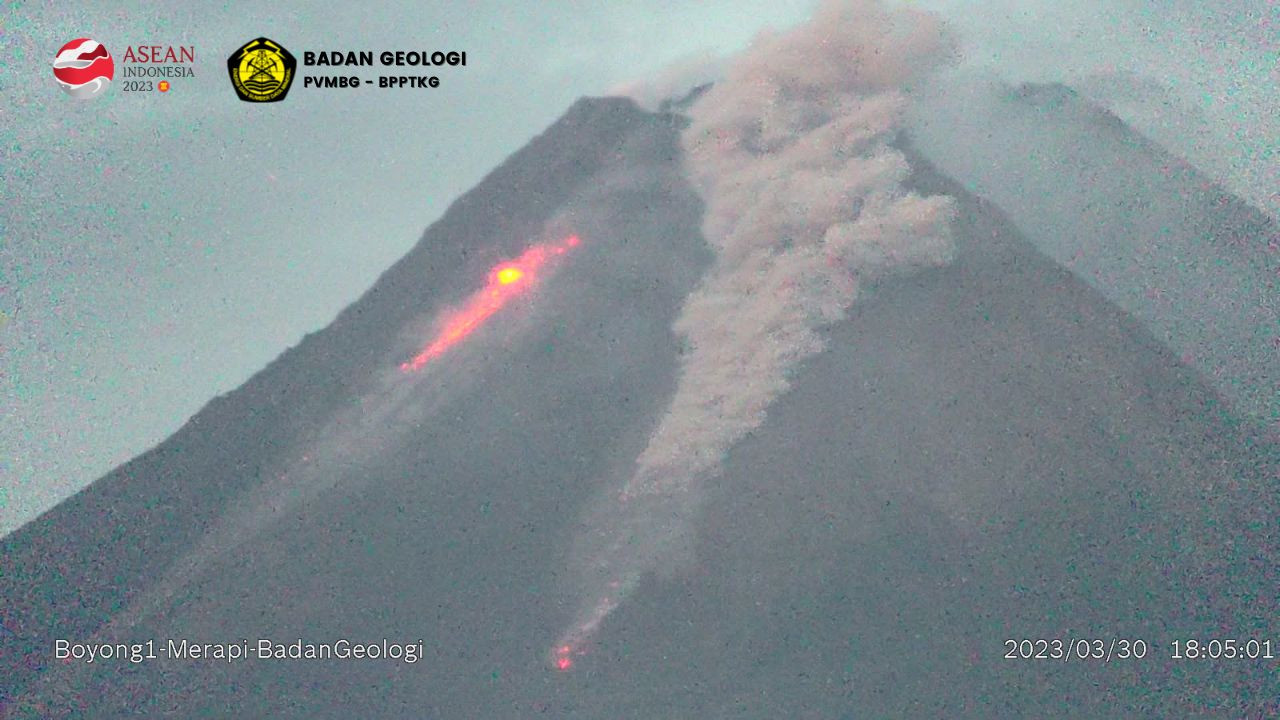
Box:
[1,0,1274,536]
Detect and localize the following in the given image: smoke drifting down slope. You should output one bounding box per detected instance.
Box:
[556,0,958,665]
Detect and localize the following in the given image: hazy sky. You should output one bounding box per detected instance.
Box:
[931,0,1278,222]
[1,0,1274,536]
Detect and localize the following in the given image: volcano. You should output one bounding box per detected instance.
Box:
[2,90,1276,718]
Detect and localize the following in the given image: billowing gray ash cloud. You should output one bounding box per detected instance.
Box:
[556,0,958,660]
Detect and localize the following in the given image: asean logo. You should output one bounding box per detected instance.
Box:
[227,37,296,102]
[52,38,114,99]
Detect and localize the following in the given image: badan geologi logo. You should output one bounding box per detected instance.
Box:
[52,38,114,99]
[227,37,296,102]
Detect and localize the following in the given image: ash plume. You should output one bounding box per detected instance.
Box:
[558,0,959,659]
[610,51,725,112]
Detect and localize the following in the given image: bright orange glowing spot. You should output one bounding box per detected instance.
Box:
[400,235,581,372]
[554,645,574,671]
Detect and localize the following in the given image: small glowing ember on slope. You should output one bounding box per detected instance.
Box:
[554,645,573,671]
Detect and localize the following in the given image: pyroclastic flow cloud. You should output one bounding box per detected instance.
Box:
[554,0,958,670]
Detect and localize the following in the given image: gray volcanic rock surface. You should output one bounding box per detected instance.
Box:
[2,96,1276,718]
[909,80,1279,429]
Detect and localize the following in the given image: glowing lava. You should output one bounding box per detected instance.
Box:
[400,235,580,372]
[554,645,574,671]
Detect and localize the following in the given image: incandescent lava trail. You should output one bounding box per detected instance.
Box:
[401,235,580,372]
[94,235,583,672]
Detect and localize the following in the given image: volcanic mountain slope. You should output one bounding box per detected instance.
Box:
[0,96,707,714]
[909,80,1279,429]
[3,95,1277,718]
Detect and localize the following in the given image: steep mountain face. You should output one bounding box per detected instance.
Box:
[3,96,1276,718]
[908,80,1279,430]
[0,97,706,714]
